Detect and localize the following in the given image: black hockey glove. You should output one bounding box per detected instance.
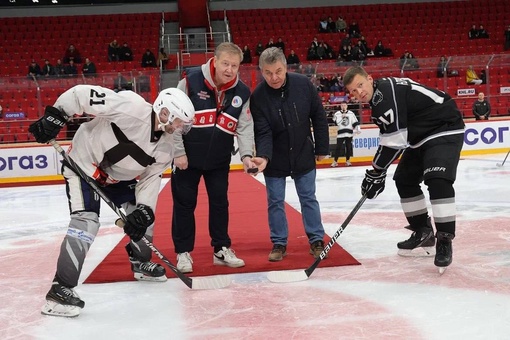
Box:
[123,204,155,242]
[28,106,68,143]
[361,169,387,199]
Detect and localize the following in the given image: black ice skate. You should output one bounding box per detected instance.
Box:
[397,217,435,257]
[41,282,85,318]
[434,232,454,274]
[126,244,167,282]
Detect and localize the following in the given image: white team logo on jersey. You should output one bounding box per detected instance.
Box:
[372,89,383,106]
[232,96,243,108]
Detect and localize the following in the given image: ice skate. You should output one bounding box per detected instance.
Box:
[397,218,435,257]
[126,244,167,282]
[345,160,352,166]
[434,232,454,274]
[41,283,84,318]
[331,161,338,167]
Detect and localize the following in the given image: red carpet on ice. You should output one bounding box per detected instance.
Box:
[85,171,360,284]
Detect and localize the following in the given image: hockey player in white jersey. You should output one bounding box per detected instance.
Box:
[29,85,195,317]
[331,101,361,167]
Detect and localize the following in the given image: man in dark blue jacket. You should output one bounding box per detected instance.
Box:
[250,47,330,262]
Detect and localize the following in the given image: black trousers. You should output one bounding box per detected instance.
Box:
[334,137,353,161]
[171,165,231,253]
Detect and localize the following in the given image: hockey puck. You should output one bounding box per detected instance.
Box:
[247,167,258,174]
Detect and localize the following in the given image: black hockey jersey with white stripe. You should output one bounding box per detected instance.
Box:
[369,77,465,170]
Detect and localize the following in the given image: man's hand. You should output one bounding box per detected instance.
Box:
[28,106,68,143]
[249,156,269,175]
[174,155,188,170]
[361,169,387,199]
[123,204,155,242]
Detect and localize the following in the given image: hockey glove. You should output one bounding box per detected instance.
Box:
[123,204,155,242]
[361,169,387,199]
[28,106,68,143]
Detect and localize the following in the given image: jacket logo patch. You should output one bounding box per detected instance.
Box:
[198,91,210,100]
[231,96,243,108]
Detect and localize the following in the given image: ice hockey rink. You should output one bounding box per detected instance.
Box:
[1,152,509,340]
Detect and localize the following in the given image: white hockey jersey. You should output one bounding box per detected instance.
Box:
[54,85,174,210]
[332,110,360,138]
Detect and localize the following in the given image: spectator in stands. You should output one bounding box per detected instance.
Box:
[472,92,491,120]
[0,104,3,119]
[119,42,134,61]
[400,51,419,69]
[158,48,169,69]
[338,45,352,62]
[82,58,97,78]
[468,24,479,39]
[265,38,276,49]
[354,40,368,60]
[351,42,364,61]
[327,16,336,33]
[407,53,419,69]
[135,71,150,93]
[241,45,252,64]
[64,60,78,77]
[141,49,157,68]
[478,25,489,38]
[436,55,449,78]
[306,43,318,61]
[255,42,264,56]
[359,36,372,55]
[505,25,510,50]
[323,42,335,59]
[108,40,120,62]
[41,59,55,78]
[318,17,329,33]
[316,42,326,60]
[54,59,66,77]
[64,44,82,64]
[275,37,285,53]
[286,49,300,68]
[335,16,347,33]
[113,72,131,92]
[348,21,361,38]
[340,33,352,48]
[329,74,342,92]
[373,40,392,57]
[27,60,42,78]
[466,65,483,85]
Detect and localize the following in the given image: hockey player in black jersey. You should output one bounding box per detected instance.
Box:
[343,66,465,273]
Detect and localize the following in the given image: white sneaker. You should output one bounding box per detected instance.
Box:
[346,160,352,166]
[177,252,193,273]
[213,247,245,268]
[331,161,338,167]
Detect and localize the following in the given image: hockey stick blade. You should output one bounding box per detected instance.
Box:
[50,140,230,290]
[266,195,367,283]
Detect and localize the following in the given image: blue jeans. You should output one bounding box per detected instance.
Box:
[264,169,325,245]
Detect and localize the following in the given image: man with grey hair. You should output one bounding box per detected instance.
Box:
[172,42,256,273]
[249,47,330,262]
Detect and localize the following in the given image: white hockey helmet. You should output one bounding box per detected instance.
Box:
[153,87,195,133]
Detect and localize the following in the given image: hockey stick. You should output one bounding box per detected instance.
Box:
[50,140,231,290]
[496,149,510,167]
[266,194,367,283]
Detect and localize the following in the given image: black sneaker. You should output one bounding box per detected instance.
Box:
[434,232,454,268]
[397,217,435,257]
[309,240,327,259]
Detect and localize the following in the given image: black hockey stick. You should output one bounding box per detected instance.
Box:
[496,149,510,167]
[266,194,367,283]
[50,140,231,290]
